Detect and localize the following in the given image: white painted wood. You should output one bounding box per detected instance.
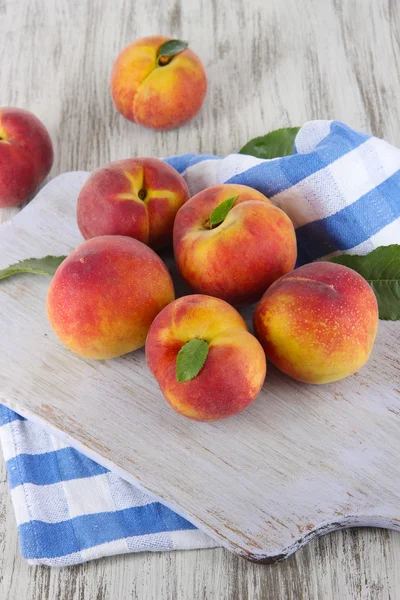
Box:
[1,0,400,597]
[2,445,400,600]
[1,171,400,563]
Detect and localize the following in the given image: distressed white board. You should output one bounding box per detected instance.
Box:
[1,173,400,563]
[1,0,400,595]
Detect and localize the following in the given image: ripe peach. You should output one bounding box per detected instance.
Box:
[111,36,207,130]
[173,184,297,305]
[146,294,266,421]
[0,107,53,208]
[77,158,190,250]
[254,262,379,384]
[47,236,175,359]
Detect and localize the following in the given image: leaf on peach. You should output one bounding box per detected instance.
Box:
[176,339,209,382]
[158,39,188,59]
[209,196,238,228]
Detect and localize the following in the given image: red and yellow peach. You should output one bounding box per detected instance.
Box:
[77,158,189,249]
[0,107,53,208]
[47,236,175,359]
[146,294,266,421]
[111,36,207,130]
[254,261,379,384]
[173,184,297,305]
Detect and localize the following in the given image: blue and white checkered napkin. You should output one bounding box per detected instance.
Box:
[1,120,400,566]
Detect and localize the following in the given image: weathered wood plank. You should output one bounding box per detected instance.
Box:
[1,0,400,597]
[2,173,400,565]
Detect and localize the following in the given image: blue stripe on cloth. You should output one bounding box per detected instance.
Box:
[164,153,219,173]
[7,447,108,488]
[296,168,400,264]
[19,503,196,558]
[0,405,25,426]
[226,122,370,197]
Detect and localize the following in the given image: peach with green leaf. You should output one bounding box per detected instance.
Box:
[77,158,190,250]
[111,36,207,130]
[145,294,266,421]
[173,184,297,305]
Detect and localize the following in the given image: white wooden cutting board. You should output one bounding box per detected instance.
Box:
[1,172,400,563]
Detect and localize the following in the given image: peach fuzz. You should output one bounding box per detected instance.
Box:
[77,158,189,250]
[146,294,266,421]
[173,184,297,305]
[111,36,207,130]
[0,107,53,208]
[254,261,379,384]
[47,236,175,360]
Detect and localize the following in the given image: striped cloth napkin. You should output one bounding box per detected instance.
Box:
[1,120,399,566]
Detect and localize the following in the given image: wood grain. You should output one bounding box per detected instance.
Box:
[2,459,400,600]
[2,174,400,565]
[1,0,400,597]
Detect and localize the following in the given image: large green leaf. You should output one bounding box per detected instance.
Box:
[239,126,300,159]
[0,255,66,281]
[328,245,400,320]
[176,339,209,382]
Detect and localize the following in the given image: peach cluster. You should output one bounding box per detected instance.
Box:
[45,167,379,421]
[2,36,379,424]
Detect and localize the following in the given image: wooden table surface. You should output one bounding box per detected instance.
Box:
[1,0,400,598]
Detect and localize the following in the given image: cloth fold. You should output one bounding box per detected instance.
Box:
[0,406,217,566]
[1,120,400,566]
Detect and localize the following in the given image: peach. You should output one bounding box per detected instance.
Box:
[146,294,266,421]
[77,158,190,250]
[254,262,379,384]
[0,107,53,208]
[47,236,175,359]
[111,36,207,130]
[173,184,297,305]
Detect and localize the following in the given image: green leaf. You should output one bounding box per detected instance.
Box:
[239,126,300,159]
[328,245,400,320]
[209,196,238,228]
[176,339,209,382]
[0,255,66,281]
[158,39,188,60]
